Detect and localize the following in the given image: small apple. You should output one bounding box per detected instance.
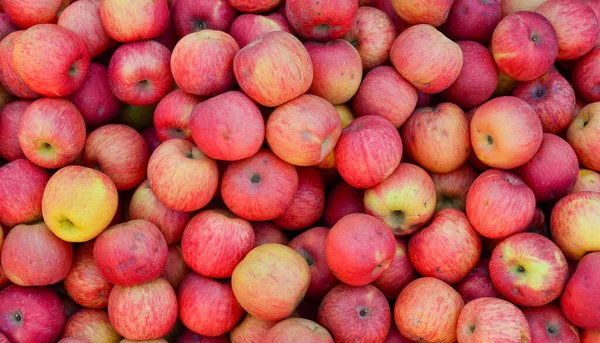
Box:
[372,237,417,300]
[154,89,202,143]
[285,0,358,41]
[170,0,237,38]
[455,258,501,303]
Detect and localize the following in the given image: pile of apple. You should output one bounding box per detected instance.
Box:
[1,0,600,342]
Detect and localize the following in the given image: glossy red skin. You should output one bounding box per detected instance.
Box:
[372,237,416,299]
[0,13,16,41]
[265,318,333,343]
[285,0,357,41]
[107,278,177,341]
[12,24,89,97]
[323,181,365,228]
[2,0,65,29]
[230,13,294,48]
[441,41,499,109]
[229,314,276,343]
[100,0,169,42]
[455,258,501,303]
[273,167,325,230]
[60,308,121,343]
[94,219,168,286]
[178,273,244,337]
[466,170,536,239]
[18,98,86,169]
[108,41,173,106]
[440,0,501,44]
[515,133,579,202]
[561,252,600,330]
[171,0,237,38]
[391,0,453,27]
[251,221,289,247]
[63,242,113,309]
[0,159,49,228]
[325,213,396,286]
[318,284,391,343]
[83,124,150,191]
[352,66,417,128]
[522,304,580,343]
[582,329,600,343]
[161,245,190,290]
[0,285,66,343]
[57,0,114,58]
[68,63,122,128]
[129,180,193,245]
[181,209,254,278]
[221,149,299,221]
[154,89,202,143]
[573,47,600,103]
[430,163,478,213]
[176,329,230,343]
[191,91,264,161]
[0,31,39,99]
[229,0,281,13]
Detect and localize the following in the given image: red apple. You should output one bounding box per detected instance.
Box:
[395,277,464,343]
[285,0,357,41]
[440,0,501,44]
[466,169,536,239]
[515,133,579,202]
[318,284,391,343]
[107,40,173,106]
[272,167,324,230]
[60,308,121,343]
[176,329,230,343]
[230,314,276,343]
[251,221,289,247]
[0,158,49,228]
[231,243,311,322]
[0,13,16,40]
[141,126,161,154]
[63,242,113,309]
[567,102,600,172]
[561,252,600,330]
[522,304,580,343]
[455,258,501,303]
[0,31,39,99]
[384,324,414,343]
[12,24,89,97]
[57,0,114,58]
[229,0,280,13]
[99,0,169,42]
[470,96,543,169]
[491,11,558,81]
[154,89,202,143]
[265,318,333,343]
[221,149,299,221]
[456,297,531,342]
[372,237,417,299]
[147,139,219,212]
[233,31,313,107]
[502,0,548,16]
[94,219,168,286]
[323,181,365,228]
[161,244,190,290]
[372,0,410,32]
[178,273,244,337]
[572,47,600,103]
[190,90,264,161]
[0,100,29,161]
[390,24,462,94]
[364,163,437,236]
[2,0,67,29]
[229,13,294,48]
[430,163,477,212]
[171,0,237,38]
[0,285,66,343]
[582,329,600,343]
[440,40,499,109]
[391,0,454,27]
[569,169,600,194]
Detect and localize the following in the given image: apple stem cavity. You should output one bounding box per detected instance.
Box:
[250,174,261,184]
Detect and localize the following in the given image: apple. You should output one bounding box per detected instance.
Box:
[285,0,357,41]
[430,163,477,212]
[228,0,281,13]
[229,13,294,48]
[265,318,333,343]
[153,22,178,51]
[154,89,202,143]
[395,277,464,343]
[371,0,409,32]
[176,329,230,343]
[318,284,391,342]
[108,278,177,341]
[116,104,155,131]
[233,31,313,107]
[147,139,219,212]
[0,158,49,228]
[372,237,417,299]
[352,66,417,128]
[522,304,580,343]
[466,169,536,239]
[190,90,264,161]
[68,63,122,128]
[364,163,437,236]
[94,219,168,286]
[456,297,531,342]
[343,6,397,71]
[304,40,362,105]
[515,133,579,202]
[492,11,558,81]
[440,41,499,109]
[323,181,365,228]
[384,325,414,343]
[455,258,501,303]
[221,149,299,221]
[537,0,599,60]
[251,221,289,247]
[551,192,600,260]
[0,31,39,99]
[2,0,67,29]
[440,0,501,44]
[59,339,90,343]
[178,272,244,337]
[170,0,237,38]
[230,314,277,343]
[390,24,462,94]
[567,102,600,172]
[583,330,600,343]
[99,0,169,42]
[0,13,15,40]
[141,126,161,154]
[470,96,543,169]
[512,70,576,134]
[231,243,311,322]
[0,100,29,161]
[502,0,548,16]
[572,47,600,103]
[57,0,114,58]
[161,245,190,290]
[569,169,600,194]
[0,285,66,343]
[63,241,114,309]
[107,40,173,106]
[60,308,121,343]
[561,252,600,330]
[393,0,455,27]
[273,168,324,230]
